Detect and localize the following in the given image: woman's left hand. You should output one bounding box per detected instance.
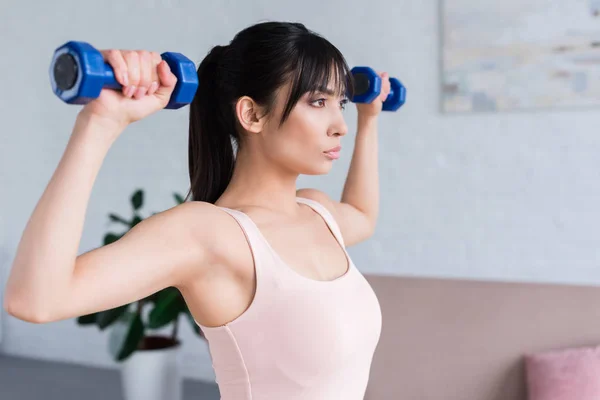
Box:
[355,71,391,118]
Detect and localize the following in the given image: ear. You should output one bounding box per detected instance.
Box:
[235,96,268,134]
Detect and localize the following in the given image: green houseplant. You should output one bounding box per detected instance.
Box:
[76,189,205,362]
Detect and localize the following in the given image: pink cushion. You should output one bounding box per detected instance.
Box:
[525,345,600,400]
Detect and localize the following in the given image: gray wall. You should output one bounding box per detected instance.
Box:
[2,0,600,383]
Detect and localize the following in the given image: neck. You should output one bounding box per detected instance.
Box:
[215,147,301,216]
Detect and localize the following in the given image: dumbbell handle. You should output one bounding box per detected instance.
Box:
[50,41,198,109]
[91,63,122,90]
[384,86,395,102]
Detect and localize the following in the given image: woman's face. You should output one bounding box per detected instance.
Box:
[259,80,349,176]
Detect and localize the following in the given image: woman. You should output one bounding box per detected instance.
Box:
[5,21,390,399]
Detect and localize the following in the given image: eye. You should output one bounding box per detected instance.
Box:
[311,98,327,107]
[310,98,349,110]
[340,98,349,110]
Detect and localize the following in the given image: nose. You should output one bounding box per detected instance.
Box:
[328,109,348,137]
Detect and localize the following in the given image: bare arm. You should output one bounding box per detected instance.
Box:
[340,115,379,229]
[3,113,212,323]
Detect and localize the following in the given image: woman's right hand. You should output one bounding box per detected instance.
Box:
[79,49,178,131]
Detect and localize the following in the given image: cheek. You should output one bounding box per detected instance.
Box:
[269,129,313,160]
[285,109,324,148]
[265,131,323,173]
[262,106,331,171]
[284,123,322,160]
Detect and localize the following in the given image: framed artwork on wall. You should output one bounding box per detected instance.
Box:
[442,0,600,112]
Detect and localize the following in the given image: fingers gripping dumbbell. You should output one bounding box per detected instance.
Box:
[49,41,199,109]
[350,66,406,111]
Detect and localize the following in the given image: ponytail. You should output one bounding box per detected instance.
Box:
[186,45,239,203]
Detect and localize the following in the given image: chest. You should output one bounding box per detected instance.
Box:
[259,213,349,282]
[187,209,351,328]
[261,273,383,384]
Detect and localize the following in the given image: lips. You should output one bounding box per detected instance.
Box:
[324,145,341,160]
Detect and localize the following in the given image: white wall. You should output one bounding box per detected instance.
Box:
[2,0,600,383]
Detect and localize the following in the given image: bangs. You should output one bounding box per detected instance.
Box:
[278,34,354,126]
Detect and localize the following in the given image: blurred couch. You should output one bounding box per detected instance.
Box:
[364,275,600,400]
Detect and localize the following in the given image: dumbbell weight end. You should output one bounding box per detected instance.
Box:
[350,66,406,112]
[383,77,406,112]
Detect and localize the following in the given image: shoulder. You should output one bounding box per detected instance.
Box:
[169,200,220,219]
[170,199,250,260]
[295,188,348,234]
[167,200,239,240]
[296,188,338,218]
[157,201,224,235]
[296,188,375,247]
[155,201,240,263]
[296,188,330,202]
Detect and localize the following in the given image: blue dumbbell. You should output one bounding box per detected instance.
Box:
[49,41,199,109]
[350,66,406,111]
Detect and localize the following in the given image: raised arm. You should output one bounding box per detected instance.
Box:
[3,112,216,323]
[3,48,211,323]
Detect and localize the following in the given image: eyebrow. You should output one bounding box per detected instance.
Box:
[314,86,346,98]
[313,85,336,95]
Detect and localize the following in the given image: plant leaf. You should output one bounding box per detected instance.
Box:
[147,287,184,329]
[131,190,144,211]
[131,215,143,228]
[103,233,122,246]
[142,291,161,304]
[108,213,130,225]
[108,311,145,362]
[174,193,185,204]
[96,304,129,330]
[76,313,97,325]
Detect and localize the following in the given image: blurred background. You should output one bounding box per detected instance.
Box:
[2,0,600,399]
